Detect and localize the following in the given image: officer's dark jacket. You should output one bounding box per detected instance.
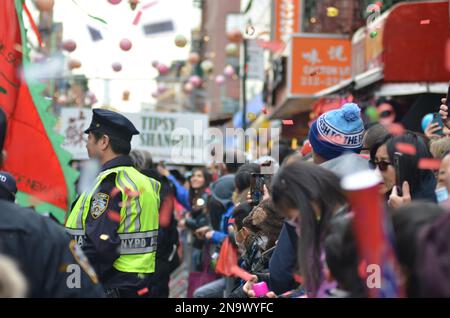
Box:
[0,199,104,297]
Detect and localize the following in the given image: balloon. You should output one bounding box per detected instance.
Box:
[108,0,122,4]
[119,38,132,51]
[421,113,434,132]
[188,52,200,65]
[174,35,187,48]
[224,65,235,78]
[68,59,82,70]
[112,62,122,72]
[200,60,214,73]
[215,75,225,85]
[225,43,238,56]
[62,40,77,53]
[36,0,54,12]
[189,75,202,88]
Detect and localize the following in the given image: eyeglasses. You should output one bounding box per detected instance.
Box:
[369,159,392,172]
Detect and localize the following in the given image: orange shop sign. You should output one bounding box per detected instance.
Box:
[288,34,352,96]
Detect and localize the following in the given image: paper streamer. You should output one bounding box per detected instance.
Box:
[132,1,158,26]
[71,0,108,25]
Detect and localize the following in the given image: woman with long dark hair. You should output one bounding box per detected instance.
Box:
[370,132,437,207]
[270,161,348,297]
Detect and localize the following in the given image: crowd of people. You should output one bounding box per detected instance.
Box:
[1,98,450,298]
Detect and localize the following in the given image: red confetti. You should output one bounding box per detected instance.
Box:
[137,287,149,296]
[293,274,302,284]
[110,187,121,198]
[358,259,368,279]
[386,123,405,136]
[309,70,320,76]
[262,107,268,115]
[124,188,140,197]
[420,19,430,25]
[108,211,121,223]
[418,158,441,170]
[395,143,417,156]
[282,120,294,125]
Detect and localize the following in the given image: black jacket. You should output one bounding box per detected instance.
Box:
[0,200,104,297]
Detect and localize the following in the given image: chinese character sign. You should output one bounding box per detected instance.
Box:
[274,0,300,45]
[290,36,352,95]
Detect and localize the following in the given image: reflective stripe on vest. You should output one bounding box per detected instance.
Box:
[65,165,160,273]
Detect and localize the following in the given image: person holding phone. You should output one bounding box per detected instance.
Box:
[370,132,437,209]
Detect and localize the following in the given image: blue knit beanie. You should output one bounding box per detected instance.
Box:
[308,103,364,161]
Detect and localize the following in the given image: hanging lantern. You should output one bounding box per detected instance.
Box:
[119,38,132,51]
[157,64,170,75]
[223,65,235,78]
[36,0,55,12]
[112,62,122,72]
[184,82,194,94]
[189,75,202,88]
[215,75,225,85]
[188,52,200,65]
[68,59,82,70]
[62,39,77,53]
[174,35,187,48]
[200,59,214,74]
[225,43,238,57]
[157,84,168,94]
[129,0,139,10]
[108,0,122,4]
[123,90,130,101]
[227,29,243,43]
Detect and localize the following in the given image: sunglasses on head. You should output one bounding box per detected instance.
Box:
[369,159,391,171]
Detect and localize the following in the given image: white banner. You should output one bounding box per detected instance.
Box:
[57,108,209,165]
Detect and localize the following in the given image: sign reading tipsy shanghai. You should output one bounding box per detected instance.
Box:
[57,108,209,164]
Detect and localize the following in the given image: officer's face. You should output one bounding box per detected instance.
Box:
[86,132,103,159]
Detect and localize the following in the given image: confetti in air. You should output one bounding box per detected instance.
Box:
[395,143,417,156]
[418,158,441,170]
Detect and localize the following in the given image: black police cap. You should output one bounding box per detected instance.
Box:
[84,109,139,142]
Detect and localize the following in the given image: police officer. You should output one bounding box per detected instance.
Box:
[0,107,104,297]
[65,109,160,298]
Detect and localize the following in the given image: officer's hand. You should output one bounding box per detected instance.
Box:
[243,275,258,298]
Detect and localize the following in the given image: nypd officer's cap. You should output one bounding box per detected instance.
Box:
[84,109,139,142]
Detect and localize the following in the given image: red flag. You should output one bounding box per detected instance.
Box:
[0,1,77,222]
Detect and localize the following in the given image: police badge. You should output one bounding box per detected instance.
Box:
[90,192,110,219]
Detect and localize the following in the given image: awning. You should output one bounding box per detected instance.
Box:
[375,82,448,97]
[268,96,316,120]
